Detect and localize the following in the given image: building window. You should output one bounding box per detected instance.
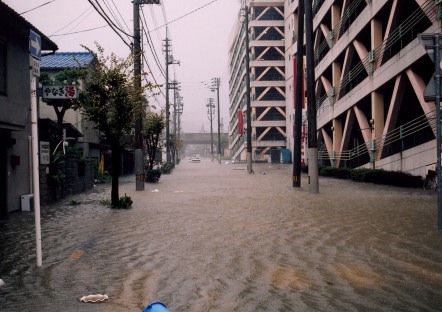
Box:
[0,40,6,95]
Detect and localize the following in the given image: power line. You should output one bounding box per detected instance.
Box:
[149,6,164,52]
[140,6,166,77]
[110,0,132,36]
[49,7,93,36]
[103,0,132,38]
[87,0,132,49]
[150,0,220,33]
[19,0,57,15]
[90,0,133,38]
[50,9,95,43]
[49,25,109,37]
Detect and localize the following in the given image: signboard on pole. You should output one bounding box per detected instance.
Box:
[42,85,78,99]
[39,141,50,165]
[29,29,41,60]
[30,57,40,77]
[29,30,41,77]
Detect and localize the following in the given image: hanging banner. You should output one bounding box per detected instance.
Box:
[238,110,244,135]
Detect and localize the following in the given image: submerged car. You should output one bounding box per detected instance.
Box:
[189,156,201,163]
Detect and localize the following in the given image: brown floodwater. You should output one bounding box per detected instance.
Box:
[0,159,441,311]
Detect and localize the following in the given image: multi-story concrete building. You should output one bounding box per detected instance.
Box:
[286,0,441,177]
[230,0,441,175]
[229,0,286,162]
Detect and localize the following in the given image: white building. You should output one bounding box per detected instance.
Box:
[230,0,441,175]
[229,0,287,163]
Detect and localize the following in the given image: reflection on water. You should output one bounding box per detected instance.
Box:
[0,161,441,311]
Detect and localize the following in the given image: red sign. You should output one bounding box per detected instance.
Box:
[238,110,244,136]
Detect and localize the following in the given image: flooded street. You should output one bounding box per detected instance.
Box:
[1,159,441,311]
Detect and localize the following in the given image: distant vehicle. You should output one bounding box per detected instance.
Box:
[190,156,201,163]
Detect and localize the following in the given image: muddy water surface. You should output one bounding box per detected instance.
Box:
[0,160,441,311]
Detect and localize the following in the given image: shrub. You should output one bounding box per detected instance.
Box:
[117,194,133,209]
[100,194,133,209]
[350,168,422,187]
[319,166,351,179]
[145,168,162,183]
[161,163,174,174]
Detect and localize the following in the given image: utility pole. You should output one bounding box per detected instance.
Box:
[207,98,215,161]
[163,37,179,164]
[243,4,253,174]
[171,80,180,165]
[177,96,183,162]
[164,37,171,164]
[304,0,319,193]
[293,0,304,187]
[133,0,159,190]
[133,0,143,190]
[211,77,221,164]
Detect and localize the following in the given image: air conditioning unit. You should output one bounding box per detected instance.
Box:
[21,194,34,212]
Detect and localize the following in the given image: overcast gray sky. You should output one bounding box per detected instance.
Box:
[4,0,241,133]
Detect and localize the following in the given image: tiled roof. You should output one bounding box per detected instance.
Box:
[41,52,94,69]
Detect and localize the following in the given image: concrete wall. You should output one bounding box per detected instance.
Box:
[375,140,436,178]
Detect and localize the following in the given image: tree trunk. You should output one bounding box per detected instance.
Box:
[111,144,121,207]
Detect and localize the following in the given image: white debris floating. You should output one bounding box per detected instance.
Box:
[0,279,5,287]
[80,294,109,303]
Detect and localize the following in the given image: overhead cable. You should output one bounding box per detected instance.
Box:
[87,0,132,49]
[140,6,166,77]
[20,0,57,15]
[49,25,109,37]
[150,0,220,32]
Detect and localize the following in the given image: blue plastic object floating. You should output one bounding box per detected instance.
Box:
[143,302,170,312]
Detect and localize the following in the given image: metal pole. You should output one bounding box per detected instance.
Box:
[244,5,253,174]
[293,0,304,187]
[216,78,221,164]
[165,38,170,164]
[30,68,42,266]
[435,33,442,229]
[173,79,177,165]
[133,1,144,190]
[304,0,319,193]
[177,100,182,162]
[207,99,214,161]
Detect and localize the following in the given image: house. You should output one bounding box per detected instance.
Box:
[39,52,100,160]
[0,1,58,217]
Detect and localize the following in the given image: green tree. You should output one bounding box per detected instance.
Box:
[143,111,165,170]
[76,44,156,206]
